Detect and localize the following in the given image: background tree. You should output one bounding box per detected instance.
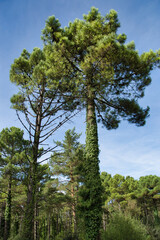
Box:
[135,175,160,225]
[42,7,160,239]
[100,172,160,239]
[50,128,85,236]
[39,178,71,240]
[102,173,138,212]
[0,127,29,240]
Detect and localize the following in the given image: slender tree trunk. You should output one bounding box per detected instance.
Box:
[34,202,39,240]
[70,170,77,235]
[0,212,2,236]
[56,213,59,234]
[4,175,12,240]
[21,164,35,240]
[102,212,107,231]
[42,217,46,240]
[82,84,102,240]
[48,213,51,240]
[22,144,39,240]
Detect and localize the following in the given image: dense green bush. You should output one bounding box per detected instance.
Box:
[102,213,151,240]
[8,234,22,240]
[55,231,79,240]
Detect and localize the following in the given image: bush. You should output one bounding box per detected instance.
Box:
[8,234,22,240]
[146,225,160,240]
[55,231,79,240]
[102,213,151,240]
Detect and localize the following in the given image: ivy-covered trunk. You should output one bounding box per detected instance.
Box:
[4,176,12,240]
[82,85,102,240]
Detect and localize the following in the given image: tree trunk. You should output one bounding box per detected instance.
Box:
[0,212,1,229]
[34,202,39,240]
[48,214,51,240]
[21,165,35,240]
[70,170,77,235]
[82,84,102,240]
[4,176,12,240]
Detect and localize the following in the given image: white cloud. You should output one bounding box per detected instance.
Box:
[99,129,160,179]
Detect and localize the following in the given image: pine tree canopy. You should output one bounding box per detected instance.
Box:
[42,7,160,129]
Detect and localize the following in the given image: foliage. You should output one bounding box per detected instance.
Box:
[42,7,160,239]
[101,172,160,240]
[4,6,160,240]
[78,105,102,240]
[50,128,84,184]
[0,127,29,240]
[9,45,79,239]
[102,212,151,240]
[42,7,160,130]
[50,128,85,237]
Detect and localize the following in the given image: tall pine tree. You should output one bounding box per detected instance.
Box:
[10,48,79,240]
[42,7,160,239]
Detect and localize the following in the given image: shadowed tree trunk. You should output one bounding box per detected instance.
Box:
[4,176,12,240]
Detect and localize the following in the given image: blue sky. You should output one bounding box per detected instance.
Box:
[0,0,160,179]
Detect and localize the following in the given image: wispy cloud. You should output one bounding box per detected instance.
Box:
[99,128,160,179]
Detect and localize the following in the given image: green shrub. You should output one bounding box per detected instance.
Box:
[8,234,22,240]
[147,225,160,240]
[55,231,79,240]
[102,213,151,240]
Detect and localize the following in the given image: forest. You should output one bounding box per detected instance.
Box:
[0,7,160,240]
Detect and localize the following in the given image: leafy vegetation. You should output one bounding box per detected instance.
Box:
[41,7,160,239]
[102,212,150,240]
[0,6,160,240]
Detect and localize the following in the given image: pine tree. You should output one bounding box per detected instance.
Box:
[10,48,78,240]
[50,128,85,235]
[136,175,160,225]
[42,7,160,239]
[0,127,29,240]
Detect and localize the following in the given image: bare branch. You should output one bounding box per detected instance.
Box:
[38,156,51,164]
[39,110,81,144]
[28,95,37,114]
[38,145,58,158]
[16,111,34,137]
[40,112,68,132]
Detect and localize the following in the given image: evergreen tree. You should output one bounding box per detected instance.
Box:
[42,7,160,239]
[106,174,138,210]
[50,128,85,235]
[0,127,29,240]
[136,175,160,225]
[101,172,160,232]
[10,48,78,240]
[39,178,71,240]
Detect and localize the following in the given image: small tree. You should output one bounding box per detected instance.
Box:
[50,128,85,235]
[0,127,29,240]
